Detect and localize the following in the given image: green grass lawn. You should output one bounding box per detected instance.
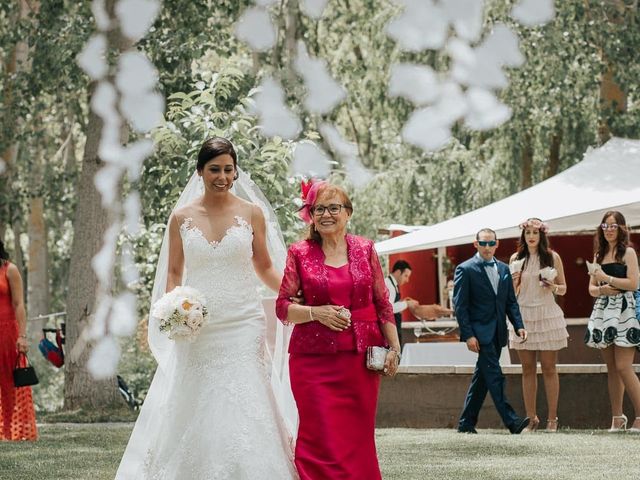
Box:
[2,424,639,479]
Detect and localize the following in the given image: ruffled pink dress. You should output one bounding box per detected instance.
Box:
[509,254,568,350]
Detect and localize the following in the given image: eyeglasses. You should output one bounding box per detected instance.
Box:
[477,240,497,247]
[311,204,347,216]
[601,223,619,231]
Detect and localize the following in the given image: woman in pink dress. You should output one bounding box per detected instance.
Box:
[509,218,568,433]
[276,181,400,480]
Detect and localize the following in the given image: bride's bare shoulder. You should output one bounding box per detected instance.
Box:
[233,195,254,209]
[172,200,202,224]
[231,196,257,219]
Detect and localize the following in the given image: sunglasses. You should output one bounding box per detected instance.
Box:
[601,223,619,231]
[477,240,497,247]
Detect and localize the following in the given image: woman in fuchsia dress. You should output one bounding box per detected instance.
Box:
[277,181,400,480]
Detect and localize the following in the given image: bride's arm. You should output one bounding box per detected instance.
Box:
[166,213,184,292]
[251,205,281,292]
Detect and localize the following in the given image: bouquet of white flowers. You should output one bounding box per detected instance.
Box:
[509,258,525,274]
[151,286,209,341]
[539,266,558,288]
[586,260,601,275]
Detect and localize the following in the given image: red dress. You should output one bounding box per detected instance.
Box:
[286,260,385,480]
[0,262,37,440]
[277,235,394,479]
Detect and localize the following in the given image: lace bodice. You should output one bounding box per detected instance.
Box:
[180,216,261,319]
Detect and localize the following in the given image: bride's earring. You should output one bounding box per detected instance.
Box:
[229,172,239,190]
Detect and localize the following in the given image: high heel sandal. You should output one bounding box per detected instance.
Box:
[608,414,628,432]
[522,416,539,433]
[546,418,558,433]
[628,417,640,433]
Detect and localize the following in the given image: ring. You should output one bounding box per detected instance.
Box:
[337,307,351,320]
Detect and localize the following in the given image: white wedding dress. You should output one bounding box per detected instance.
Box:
[115,214,297,479]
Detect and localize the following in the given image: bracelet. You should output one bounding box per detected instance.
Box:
[608,275,614,285]
[389,347,402,361]
[389,348,402,365]
[18,335,27,339]
[553,285,558,294]
[308,306,314,322]
[598,286,602,296]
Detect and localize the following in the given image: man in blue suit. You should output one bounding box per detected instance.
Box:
[453,228,530,434]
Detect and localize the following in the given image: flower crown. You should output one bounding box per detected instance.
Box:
[519,218,549,233]
[298,178,327,224]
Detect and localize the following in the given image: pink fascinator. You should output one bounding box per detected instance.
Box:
[298,178,326,224]
[519,218,549,233]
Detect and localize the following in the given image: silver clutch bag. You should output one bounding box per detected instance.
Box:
[366,346,389,371]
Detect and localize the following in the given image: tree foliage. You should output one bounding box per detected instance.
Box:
[0,0,638,408]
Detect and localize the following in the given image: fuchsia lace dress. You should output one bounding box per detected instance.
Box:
[276,235,395,480]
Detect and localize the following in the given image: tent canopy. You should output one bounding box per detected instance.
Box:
[375,137,640,255]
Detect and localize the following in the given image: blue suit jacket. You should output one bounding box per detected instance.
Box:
[453,255,524,346]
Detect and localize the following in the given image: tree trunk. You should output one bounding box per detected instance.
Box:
[520,134,534,189]
[544,131,562,179]
[285,0,298,83]
[64,131,76,175]
[598,64,626,144]
[63,99,120,410]
[270,0,283,68]
[0,143,18,235]
[597,1,628,144]
[27,196,49,345]
[11,223,25,280]
[63,0,135,411]
[0,0,33,236]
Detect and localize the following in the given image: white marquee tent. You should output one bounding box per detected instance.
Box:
[375,137,640,256]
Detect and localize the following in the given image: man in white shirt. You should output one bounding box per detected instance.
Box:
[385,260,418,347]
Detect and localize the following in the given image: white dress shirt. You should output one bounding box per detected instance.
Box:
[385,275,408,314]
[477,253,499,294]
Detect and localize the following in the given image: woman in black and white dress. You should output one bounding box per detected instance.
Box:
[585,210,640,432]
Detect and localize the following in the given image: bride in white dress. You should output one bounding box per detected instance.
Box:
[116,138,298,479]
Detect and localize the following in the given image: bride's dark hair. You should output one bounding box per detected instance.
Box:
[197,137,239,180]
[0,240,8,266]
